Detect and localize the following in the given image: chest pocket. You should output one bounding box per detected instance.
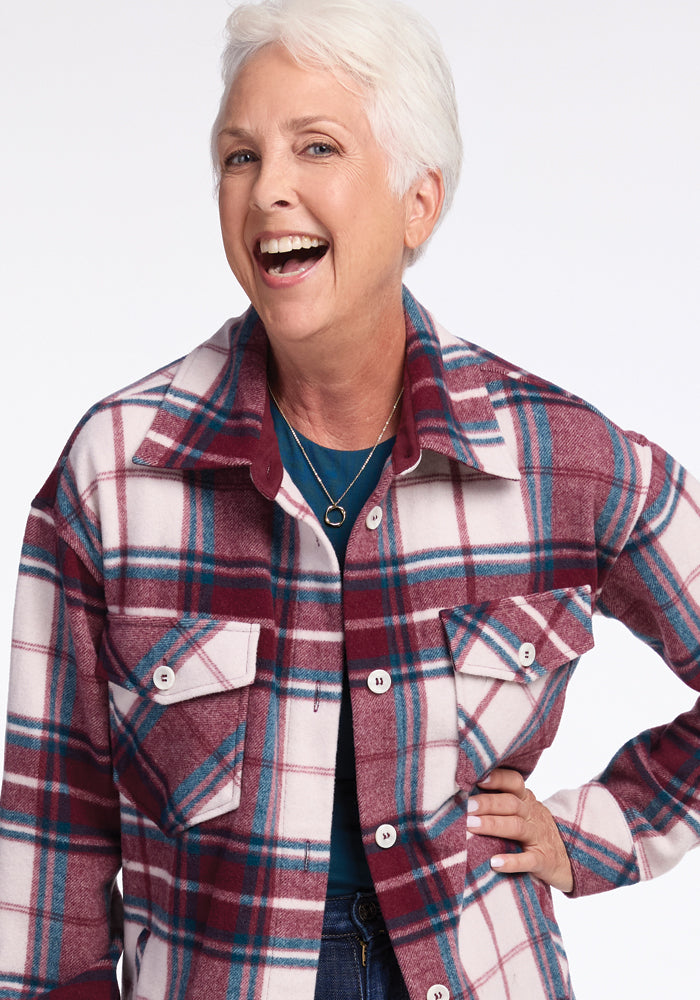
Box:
[98,614,259,836]
[440,585,593,788]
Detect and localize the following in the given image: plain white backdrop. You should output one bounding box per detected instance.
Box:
[1,1,698,996]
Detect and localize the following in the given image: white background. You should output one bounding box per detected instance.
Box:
[1,1,699,996]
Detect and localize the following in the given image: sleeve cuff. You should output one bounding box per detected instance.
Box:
[544,781,640,897]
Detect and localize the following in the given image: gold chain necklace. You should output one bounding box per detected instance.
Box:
[268,383,404,527]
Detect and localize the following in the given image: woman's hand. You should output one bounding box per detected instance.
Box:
[466,767,574,893]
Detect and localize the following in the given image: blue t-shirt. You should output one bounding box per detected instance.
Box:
[271,402,394,894]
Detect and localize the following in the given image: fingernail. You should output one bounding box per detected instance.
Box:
[478,774,492,785]
[466,815,482,829]
[490,856,504,868]
[467,799,479,813]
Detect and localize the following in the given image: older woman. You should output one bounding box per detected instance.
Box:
[0,0,698,998]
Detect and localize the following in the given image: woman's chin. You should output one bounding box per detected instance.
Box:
[254,300,333,350]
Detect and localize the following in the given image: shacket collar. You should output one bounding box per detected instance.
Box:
[132,288,520,492]
[132,308,284,499]
[395,288,520,481]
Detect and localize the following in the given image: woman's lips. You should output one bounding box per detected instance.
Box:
[255,234,329,285]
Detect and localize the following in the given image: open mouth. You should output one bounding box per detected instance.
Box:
[256,235,329,277]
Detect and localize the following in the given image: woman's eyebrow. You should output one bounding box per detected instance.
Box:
[217,126,254,142]
[284,115,348,132]
[218,116,348,141]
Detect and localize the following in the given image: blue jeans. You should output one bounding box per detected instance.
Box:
[313,893,410,1000]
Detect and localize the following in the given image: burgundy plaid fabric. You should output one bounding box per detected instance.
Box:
[0,288,698,999]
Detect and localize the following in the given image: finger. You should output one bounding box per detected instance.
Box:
[489,849,539,875]
[466,812,531,842]
[490,846,574,893]
[476,768,526,796]
[468,792,525,817]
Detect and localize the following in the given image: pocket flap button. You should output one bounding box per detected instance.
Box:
[153,664,176,691]
[518,642,536,667]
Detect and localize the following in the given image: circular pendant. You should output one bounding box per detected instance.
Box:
[324,503,346,527]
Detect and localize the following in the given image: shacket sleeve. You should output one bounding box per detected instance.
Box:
[545,437,700,897]
[0,457,122,997]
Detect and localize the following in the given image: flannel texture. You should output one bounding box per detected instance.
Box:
[1,288,699,999]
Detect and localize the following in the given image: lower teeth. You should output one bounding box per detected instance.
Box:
[269,261,306,276]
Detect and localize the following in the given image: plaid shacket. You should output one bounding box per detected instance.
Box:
[1,288,699,1000]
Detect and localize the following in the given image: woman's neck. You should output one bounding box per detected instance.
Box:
[266,318,407,450]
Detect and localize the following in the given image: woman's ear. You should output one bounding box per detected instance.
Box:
[403,169,445,250]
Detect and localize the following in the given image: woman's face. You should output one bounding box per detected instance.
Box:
[216,44,425,351]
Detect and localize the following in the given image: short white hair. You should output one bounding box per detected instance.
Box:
[211,0,463,264]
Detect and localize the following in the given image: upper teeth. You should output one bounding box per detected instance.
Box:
[259,236,326,254]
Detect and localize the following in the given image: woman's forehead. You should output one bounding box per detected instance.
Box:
[223,43,368,128]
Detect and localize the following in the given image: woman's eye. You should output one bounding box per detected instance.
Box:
[224,150,256,168]
[305,142,336,157]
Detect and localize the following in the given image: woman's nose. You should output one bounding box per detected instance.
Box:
[249,158,297,212]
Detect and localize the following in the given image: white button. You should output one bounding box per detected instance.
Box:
[366,506,383,530]
[153,664,175,691]
[518,642,536,667]
[427,986,450,1000]
[367,669,392,694]
[375,824,397,849]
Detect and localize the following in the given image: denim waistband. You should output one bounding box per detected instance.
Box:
[314,893,410,1000]
[321,892,387,941]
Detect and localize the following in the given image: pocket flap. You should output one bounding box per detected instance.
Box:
[98,615,260,704]
[440,585,593,682]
